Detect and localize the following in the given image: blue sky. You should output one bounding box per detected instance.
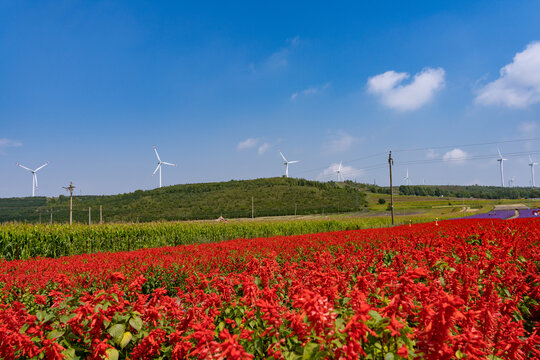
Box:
[1,0,540,197]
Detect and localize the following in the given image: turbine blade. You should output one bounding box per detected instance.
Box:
[152,164,161,176]
[288,160,299,164]
[16,163,33,172]
[153,146,161,162]
[279,151,287,162]
[162,162,177,166]
[34,162,49,172]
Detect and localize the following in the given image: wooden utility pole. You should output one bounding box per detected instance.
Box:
[50,208,53,224]
[388,151,395,225]
[295,203,297,216]
[88,207,91,225]
[251,196,254,219]
[38,208,42,224]
[63,182,75,225]
[100,205,103,224]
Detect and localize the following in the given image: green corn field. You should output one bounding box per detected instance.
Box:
[0,215,455,260]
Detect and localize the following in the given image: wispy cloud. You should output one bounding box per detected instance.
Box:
[258,143,271,155]
[291,83,330,100]
[367,67,445,111]
[442,148,468,164]
[237,138,259,150]
[0,138,22,154]
[318,162,364,181]
[426,149,438,159]
[324,131,359,154]
[518,121,537,133]
[251,36,300,73]
[476,41,540,108]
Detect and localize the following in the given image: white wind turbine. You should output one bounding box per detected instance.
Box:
[336,161,343,181]
[279,151,299,178]
[403,168,410,185]
[16,162,50,197]
[497,149,507,187]
[152,146,177,188]
[529,155,538,187]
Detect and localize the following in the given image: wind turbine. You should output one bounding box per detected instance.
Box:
[16,162,49,197]
[336,161,343,181]
[497,149,507,187]
[403,168,410,185]
[508,176,515,187]
[279,151,299,178]
[152,146,177,188]
[529,155,538,187]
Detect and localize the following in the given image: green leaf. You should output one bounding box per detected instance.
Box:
[36,310,45,322]
[302,342,320,360]
[108,323,125,344]
[120,331,133,349]
[47,329,65,340]
[385,353,395,360]
[129,316,143,332]
[369,310,383,323]
[60,314,77,324]
[106,348,119,360]
[218,321,225,332]
[62,348,78,360]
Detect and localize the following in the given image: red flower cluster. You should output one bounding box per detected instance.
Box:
[0,218,539,359]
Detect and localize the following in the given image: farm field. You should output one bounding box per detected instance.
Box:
[1,218,539,359]
[2,212,472,261]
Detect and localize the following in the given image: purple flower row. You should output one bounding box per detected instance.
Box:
[517,209,540,218]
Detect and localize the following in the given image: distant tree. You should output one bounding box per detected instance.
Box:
[378,198,386,205]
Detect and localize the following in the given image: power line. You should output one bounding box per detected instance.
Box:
[393,137,540,153]
[396,149,540,167]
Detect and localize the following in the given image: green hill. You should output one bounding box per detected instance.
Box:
[0,177,367,223]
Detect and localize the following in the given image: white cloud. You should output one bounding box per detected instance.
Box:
[442,148,468,164]
[476,42,540,108]
[0,138,22,154]
[253,36,300,72]
[518,121,537,133]
[324,131,358,153]
[237,138,259,150]
[367,67,445,111]
[258,143,271,155]
[426,149,438,159]
[318,163,364,181]
[291,83,330,101]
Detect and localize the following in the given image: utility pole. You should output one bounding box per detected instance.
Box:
[38,208,42,224]
[50,208,53,224]
[295,203,297,216]
[88,207,91,225]
[251,196,254,219]
[388,151,395,225]
[63,182,75,225]
[100,205,103,224]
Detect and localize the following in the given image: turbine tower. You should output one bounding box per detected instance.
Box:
[403,168,410,185]
[508,176,515,187]
[497,149,507,187]
[336,161,343,181]
[279,151,299,178]
[152,146,177,188]
[16,162,49,197]
[530,155,538,187]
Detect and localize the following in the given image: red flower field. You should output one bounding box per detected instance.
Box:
[1,219,539,359]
